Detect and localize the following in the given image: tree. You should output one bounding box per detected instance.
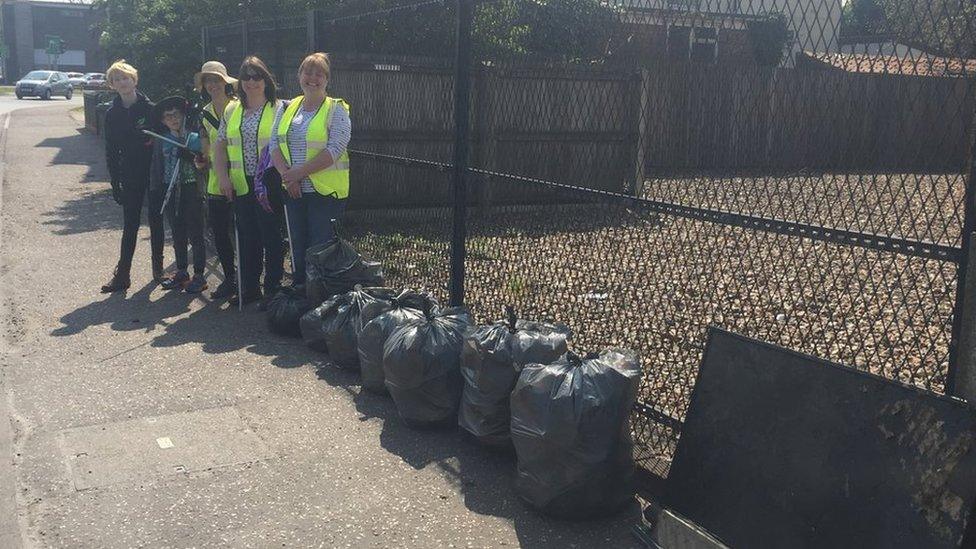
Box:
[93,0,324,98]
[877,0,976,58]
[747,12,793,66]
[841,0,887,39]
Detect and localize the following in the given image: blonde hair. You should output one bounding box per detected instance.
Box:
[298,52,331,81]
[106,59,138,86]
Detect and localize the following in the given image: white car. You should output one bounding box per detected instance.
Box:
[66,72,87,88]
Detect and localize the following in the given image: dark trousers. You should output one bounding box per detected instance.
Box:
[284,192,346,285]
[208,198,235,284]
[166,183,206,275]
[118,178,164,277]
[234,177,284,294]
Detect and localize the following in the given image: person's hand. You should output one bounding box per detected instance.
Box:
[255,186,273,213]
[281,166,304,199]
[193,155,209,171]
[110,179,124,205]
[218,176,234,202]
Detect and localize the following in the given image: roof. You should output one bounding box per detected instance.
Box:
[803,51,976,78]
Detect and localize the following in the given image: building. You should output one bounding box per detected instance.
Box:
[0,0,105,82]
[615,0,843,66]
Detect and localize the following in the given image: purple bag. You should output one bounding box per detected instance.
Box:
[253,144,275,213]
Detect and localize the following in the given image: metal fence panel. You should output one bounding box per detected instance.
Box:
[202,0,976,494]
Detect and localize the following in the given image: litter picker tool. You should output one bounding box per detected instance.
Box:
[156,115,191,215]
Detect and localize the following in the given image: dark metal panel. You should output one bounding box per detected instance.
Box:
[665,328,976,549]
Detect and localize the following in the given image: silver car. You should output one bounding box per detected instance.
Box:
[66,72,87,88]
[15,70,73,100]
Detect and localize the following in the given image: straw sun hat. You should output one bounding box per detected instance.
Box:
[194,61,237,91]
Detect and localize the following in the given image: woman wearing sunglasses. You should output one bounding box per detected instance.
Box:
[213,56,284,307]
[270,52,351,288]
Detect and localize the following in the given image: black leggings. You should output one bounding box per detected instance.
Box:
[166,184,206,275]
[208,198,235,283]
[118,178,164,277]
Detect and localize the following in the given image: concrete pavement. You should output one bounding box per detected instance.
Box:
[0,102,640,548]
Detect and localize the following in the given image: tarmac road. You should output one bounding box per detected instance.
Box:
[0,102,640,548]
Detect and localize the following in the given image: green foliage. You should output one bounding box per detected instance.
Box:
[94,0,324,99]
[747,11,793,66]
[474,0,619,62]
[94,0,620,100]
[840,0,886,38]
[876,0,976,58]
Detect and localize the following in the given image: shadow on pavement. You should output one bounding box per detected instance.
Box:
[36,131,102,179]
[42,188,121,235]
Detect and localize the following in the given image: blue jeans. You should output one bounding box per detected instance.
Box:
[285,192,346,285]
[234,187,284,295]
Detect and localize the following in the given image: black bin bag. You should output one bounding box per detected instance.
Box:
[357,290,439,395]
[510,349,641,519]
[266,285,314,338]
[320,286,398,369]
[305,223,384,305]
[383,306,473,428]
[300,302,329,352]
[459,306,571,445]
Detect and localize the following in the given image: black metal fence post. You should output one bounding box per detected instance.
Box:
[306,10,318,53]
[449,0,473,307]
[947,106,976,397]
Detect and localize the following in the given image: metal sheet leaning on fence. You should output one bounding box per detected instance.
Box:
[383,306,473,428]
[459,306,571,446]
[510,349,641,519]
[358,290,441,395]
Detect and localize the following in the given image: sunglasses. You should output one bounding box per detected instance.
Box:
[239,73,263,81]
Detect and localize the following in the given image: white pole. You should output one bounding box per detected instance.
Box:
[234,208,243,311]
[283,201,296,279]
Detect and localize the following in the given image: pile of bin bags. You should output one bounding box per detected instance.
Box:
[266,228,384,338]
[296,289,641,518]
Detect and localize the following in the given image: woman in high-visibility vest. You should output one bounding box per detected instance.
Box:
[214,56,285,307]
[194,61,239,300]
[270,52,351,287]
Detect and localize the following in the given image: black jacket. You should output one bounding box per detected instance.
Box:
[104,92,155,185]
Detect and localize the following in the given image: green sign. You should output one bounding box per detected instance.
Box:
[45,35,64,55]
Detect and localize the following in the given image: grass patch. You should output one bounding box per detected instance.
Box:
[0,86,13,96]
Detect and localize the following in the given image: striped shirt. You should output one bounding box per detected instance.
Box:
[269,99,351,194]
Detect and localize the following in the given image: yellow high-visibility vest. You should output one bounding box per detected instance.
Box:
[203,99,238,196]
[276,96,350,199]
[225,100,276,196]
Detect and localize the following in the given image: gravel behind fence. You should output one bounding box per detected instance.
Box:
[342,172,963,477]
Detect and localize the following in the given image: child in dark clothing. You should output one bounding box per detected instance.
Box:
[150,96,208,293]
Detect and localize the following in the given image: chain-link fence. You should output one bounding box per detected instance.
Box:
[204,0,976,493]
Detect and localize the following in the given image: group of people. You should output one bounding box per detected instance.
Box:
[100,53,351,308]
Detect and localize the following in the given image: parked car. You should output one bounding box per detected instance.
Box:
[83,73,108,90]
[66,72,87,88]
[15,71,73,100]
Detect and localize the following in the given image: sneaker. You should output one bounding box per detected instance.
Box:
[160,270,190,291]
[184,274,208,294]
[210,280,237,300]
[100,268,130,293]
[228,289,262,307]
